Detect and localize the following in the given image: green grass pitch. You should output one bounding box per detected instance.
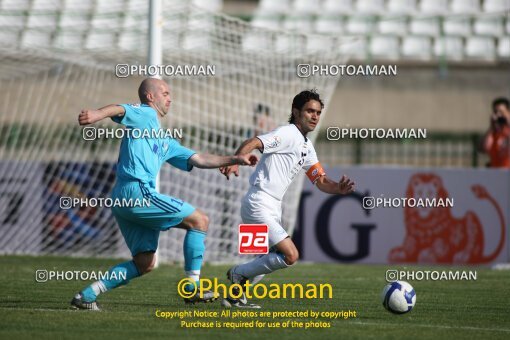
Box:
[0,255,509,340]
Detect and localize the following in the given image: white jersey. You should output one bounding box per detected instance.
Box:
[249,124,321,201]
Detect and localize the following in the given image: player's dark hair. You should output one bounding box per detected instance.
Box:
[492,97,510,112]
[138,78,160,104]
[288,89,324,123]
[138,82,149,104]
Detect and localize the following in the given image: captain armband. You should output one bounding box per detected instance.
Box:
[306,162,326,184]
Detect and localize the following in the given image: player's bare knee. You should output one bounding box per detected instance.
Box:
[202,213,209,230]
[138,265,152,275]
[195,211,209,232]
[134,253,155,275]
[134,260,150,275]
[285,250,299,265]
[143,258,156,274]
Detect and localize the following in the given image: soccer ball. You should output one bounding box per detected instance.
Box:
[381,281,416,314]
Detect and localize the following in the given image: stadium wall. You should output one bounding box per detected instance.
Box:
[323,65,510,133]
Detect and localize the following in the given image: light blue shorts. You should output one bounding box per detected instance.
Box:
[111,180,195,256]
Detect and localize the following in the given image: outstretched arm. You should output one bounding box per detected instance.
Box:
[235,137,264,155]
[219,137,263,179]
[315,174,355,195]
[189,153,258,169]
[78,104,125,125]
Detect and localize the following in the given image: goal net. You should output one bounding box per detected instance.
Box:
[0,0,346,263]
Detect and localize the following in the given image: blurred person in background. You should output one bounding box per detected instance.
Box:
[253,103,276,137]
[480,97,510,168]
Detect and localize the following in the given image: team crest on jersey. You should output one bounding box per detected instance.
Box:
[267,136,281,149]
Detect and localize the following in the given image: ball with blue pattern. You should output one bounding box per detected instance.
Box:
[381,281,416,314]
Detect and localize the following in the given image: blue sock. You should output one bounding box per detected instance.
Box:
[183,229,206,289]
[81,260,140,302]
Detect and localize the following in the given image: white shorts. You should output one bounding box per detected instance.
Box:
[241,188,289,247]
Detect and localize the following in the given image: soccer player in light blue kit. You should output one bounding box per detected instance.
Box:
[72,78,257,310]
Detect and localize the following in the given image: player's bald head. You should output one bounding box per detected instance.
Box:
[138,78,167,104]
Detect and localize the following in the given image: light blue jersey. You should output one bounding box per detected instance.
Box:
[112,103,195,188]
[110,103,197,256]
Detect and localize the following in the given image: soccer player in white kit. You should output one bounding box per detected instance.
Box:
[219,90,355,308]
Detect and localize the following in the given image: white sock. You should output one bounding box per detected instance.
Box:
[185,270,200,283]
[250,274,265,285]
[90,281,107,296]
[236,253,289,278]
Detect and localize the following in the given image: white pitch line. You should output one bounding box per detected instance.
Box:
[351,321,510,333]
